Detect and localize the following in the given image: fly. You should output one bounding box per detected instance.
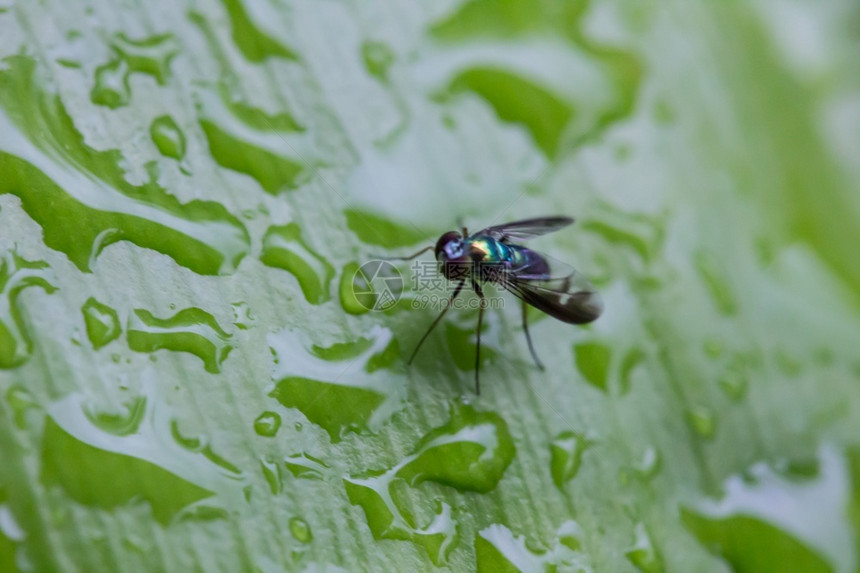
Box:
[386,216,603,394]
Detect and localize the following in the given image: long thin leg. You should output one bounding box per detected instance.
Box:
[473,280,486,395]
[408,280,465,364]
[522,300,545,370]
[373,245,433,261]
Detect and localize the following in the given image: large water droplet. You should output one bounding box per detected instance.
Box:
[260,223,334,305]
[682,444,854,572]
[0,57,251,275]
[81,297,121,350]
[0,249,56,368]
[475,521,591,572]
[269,325,404,442]
[127,307,235,373]
[343,403,515,564]
[580,200,665,265]
[429,2,640,156]
[214,0,298,62]
[41,376,244,524]
[195,88,308,194]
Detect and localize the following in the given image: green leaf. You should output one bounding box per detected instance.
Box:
[1,1,859,571]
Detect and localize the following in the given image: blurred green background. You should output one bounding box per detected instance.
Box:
[1,0,860,571]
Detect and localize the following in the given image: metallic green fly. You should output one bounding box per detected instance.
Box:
[387,216,603,394]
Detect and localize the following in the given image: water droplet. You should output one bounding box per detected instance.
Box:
[289,516,312,544]
[574,342,611,393]
[718,372,749,402]
[443,321,497,372]
[557,520,585,552]
[476,521,591,572]
[83,396,146,436]
[200,445,243,477]
[268,325,404,442]
[339,262,371,315]
[150,115,186,160]
[177,503,230,522]
[254,411,281,437]
[624,522,663,573]
[343,209,428,249]
[775,348,803,377]
[110,33,179,85]
[260,223,334,305]
[207,0,297,62]
[580,200,665,264]
[195,88,308,194]
[703,338,724,359]
[343,404,514,564]
[284,453,329,480]
[81,297,121,350]
[231,301,256,330]
[260,456,283,494]
[127,307,235,373]
[5,385,38,428]
[430,3,640,156]
[0,57,251,275]
[633,446,661,481]
[90,58,130,109]
[682,444,853,572]
[619,347,646,395]
[41,378,243,524]
[653,99,675,124]
[686,405,717,440]
[90,33,178,109]
[695,250,739,316]
[171,420,203,451]
[0,249,56,368]
[550,431,592,488]
[362,41,395,82]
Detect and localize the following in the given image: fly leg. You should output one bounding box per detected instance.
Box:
[373,245,433,261]
[408,280,465,365]
[472,280,487,395]
[522,300,545,370]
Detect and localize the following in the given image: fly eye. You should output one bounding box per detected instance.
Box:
[445,240,464,258]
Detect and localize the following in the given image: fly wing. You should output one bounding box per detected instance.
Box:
[474,216,574,243]
[498,252,603,324]
[504,274,603,324]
